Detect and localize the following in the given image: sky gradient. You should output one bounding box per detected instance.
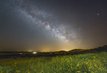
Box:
[0,0,107,51]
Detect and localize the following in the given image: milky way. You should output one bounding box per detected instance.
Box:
[15,0,78,51]
[18,4,69,43]
[0,0,107,51]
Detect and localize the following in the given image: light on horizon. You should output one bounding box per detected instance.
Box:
[32,51,37,54]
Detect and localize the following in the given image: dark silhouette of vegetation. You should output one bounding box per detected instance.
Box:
[0,45,107,58]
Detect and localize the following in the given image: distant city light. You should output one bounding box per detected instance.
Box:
[32,52,37,54]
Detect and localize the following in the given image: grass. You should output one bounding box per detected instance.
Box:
[0,52,107,73]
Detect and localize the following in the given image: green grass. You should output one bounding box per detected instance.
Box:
[0,52,107,73]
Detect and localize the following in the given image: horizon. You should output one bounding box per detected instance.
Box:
[0,44,106,52]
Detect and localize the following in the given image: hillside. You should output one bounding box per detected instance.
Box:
[0,45,107,58]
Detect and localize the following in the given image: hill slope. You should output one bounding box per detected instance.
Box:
[0,45,107,58]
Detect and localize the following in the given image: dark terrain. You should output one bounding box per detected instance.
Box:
[0,45,107,58]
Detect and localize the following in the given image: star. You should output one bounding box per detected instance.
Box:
[96,12,101,16]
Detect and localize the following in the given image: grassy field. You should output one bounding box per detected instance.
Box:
[0,52,107,73]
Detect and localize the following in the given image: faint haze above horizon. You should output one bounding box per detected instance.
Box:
[0,0,107,51]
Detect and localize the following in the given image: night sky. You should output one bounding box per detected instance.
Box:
[0,0,107,51]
